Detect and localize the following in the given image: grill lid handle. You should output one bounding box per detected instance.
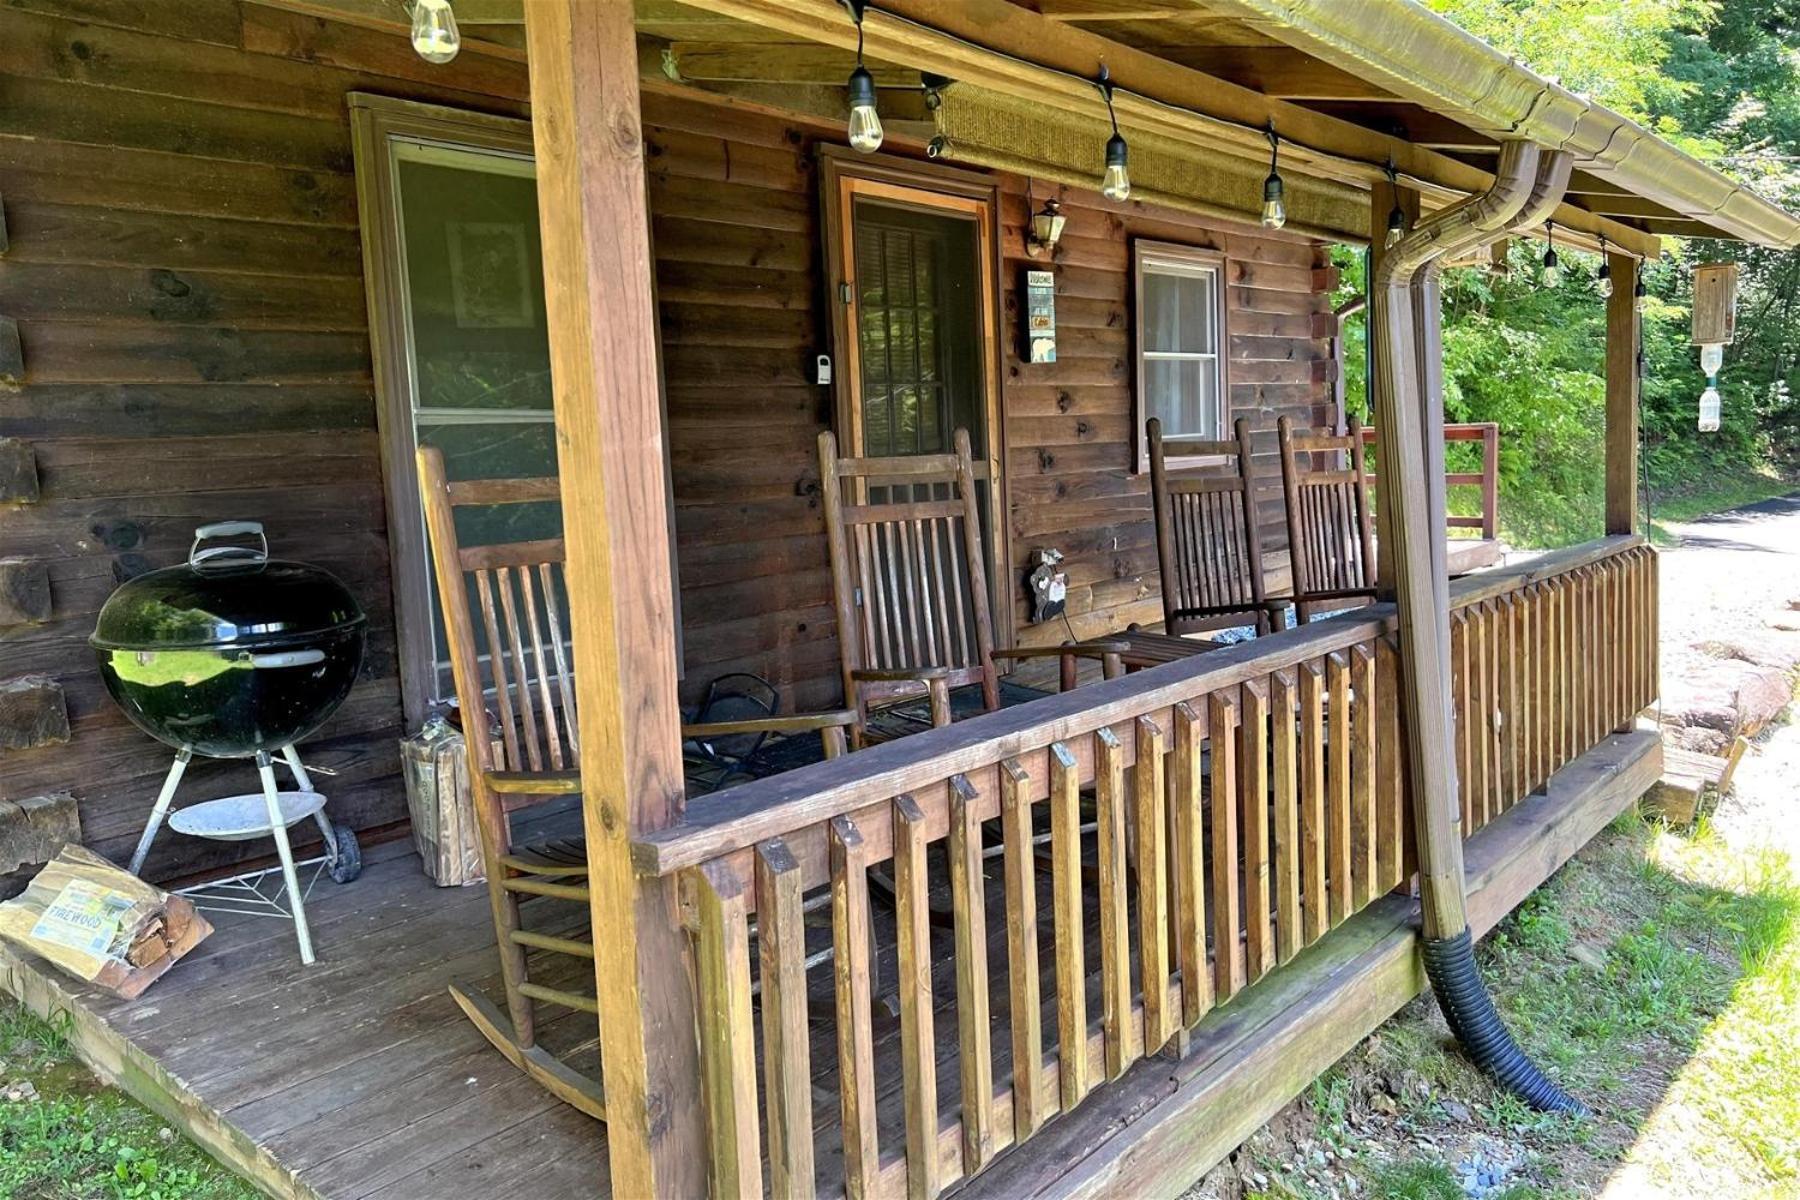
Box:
[191,521,269,570]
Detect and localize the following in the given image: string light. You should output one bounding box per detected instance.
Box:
[1541,221,1561,288]
[1383,162,1405,248]
[1097,65,1130,202]
[1262,123,1287,230]
[1595,235,1613,298]
[1634,273,1648,313]
[410,0,460,64]
[843,2,883,153]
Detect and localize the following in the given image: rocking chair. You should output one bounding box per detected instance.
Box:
[417,447,856,1119]
[818,427,1124,742]
[1148,415,1291,636]
[1276,416,1380,622]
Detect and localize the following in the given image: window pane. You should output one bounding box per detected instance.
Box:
[396,152,552,412]
[1180,271,1216,351]
[1145,358,1220,440]
[1143,264,1218,355]
[1144,271,1182,353]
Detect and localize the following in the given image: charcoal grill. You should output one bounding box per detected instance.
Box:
[91,521,367,964]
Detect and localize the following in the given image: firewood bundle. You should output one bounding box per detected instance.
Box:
[0,845,211,999]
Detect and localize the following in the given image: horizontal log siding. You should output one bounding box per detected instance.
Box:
[1002,189,1335,646]
[0,1,1333,880]
[0,0,536,881]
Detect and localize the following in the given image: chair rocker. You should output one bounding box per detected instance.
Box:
[1276,415,1380,623]
[417,447,855,1119]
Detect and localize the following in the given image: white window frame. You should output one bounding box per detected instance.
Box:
[1133,240,1230,472]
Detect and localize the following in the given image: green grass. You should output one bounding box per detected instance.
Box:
[0,1002,256,1200]
[1283,811,1800,1198]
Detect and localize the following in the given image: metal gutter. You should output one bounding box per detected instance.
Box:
[1199,0,1800,249]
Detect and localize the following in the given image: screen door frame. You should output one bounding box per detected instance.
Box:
[819,148,1013,650]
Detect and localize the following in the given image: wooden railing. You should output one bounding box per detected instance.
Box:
[1362,422,1501,541]
[635,535,1655,1200]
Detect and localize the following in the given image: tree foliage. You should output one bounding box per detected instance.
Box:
[1341,0,1800,546]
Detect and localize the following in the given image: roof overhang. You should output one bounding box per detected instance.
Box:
[1194,0,1800,249]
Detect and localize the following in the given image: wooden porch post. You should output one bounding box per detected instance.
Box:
[1369,181,1421,599]
[1605,253,1641,535]
[521,4,705,1195]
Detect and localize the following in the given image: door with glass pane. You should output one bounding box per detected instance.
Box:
[825,162,1008,647]
[351,98,563,725]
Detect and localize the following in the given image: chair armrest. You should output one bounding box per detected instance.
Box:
[989,641,1130,663]
[850,666,953,683]
[682,710,858,738]
[485,769,582,796]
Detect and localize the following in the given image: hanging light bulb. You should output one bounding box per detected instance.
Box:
[1383,164,1405,248]
[410,0,460,64]
[1634,274,1648,313]
[1096,66,1130,202]
[843,4,882,153]
[1595,235,1613,298]
[1261,123,1287,230]
[1540,221,1561,288]
[846,65,883,153]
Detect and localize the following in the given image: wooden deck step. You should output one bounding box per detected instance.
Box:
[1645,736,1750,824]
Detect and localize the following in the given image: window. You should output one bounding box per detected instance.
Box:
[1134,241,1228,470]
[351,97,561,726]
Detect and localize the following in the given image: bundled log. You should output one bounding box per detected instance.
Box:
[0,845,211,998]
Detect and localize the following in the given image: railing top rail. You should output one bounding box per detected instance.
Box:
[633,534,1647,877]
[1361,422,1500,443]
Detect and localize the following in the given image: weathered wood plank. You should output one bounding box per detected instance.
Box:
[1238,681,1272,981]
[1170,701,1210,1025]
[1047,742,1090,1110]
[1325,652,1351,926]
[756,838,814,1200]
[1094,728,1133,1076]
[1297,660,1327,945]
[1134,715,1172,1051]
[831,815,880,1200]
[893,793,939,1200]
[690,861,762,1200]
[946,775,995,1174]
[999,759,1045,1141]
[1209,690,1244,999]
[1268,671,1300,962]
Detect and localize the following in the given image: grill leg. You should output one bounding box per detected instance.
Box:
[257,750,315,965]
[128,748,192,877]
[278,745,338,857]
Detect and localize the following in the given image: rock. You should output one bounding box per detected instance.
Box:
[1698,633,1800,671]
[2,1080,37,1102]
[1668,723,1731,756]
[1664,662,1793,739]
[1570,940,1609,970]
[1443,1099,1473,1123]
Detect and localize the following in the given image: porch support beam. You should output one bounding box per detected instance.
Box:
[521,2,704,1195]
[1605,253,1641,535]
[675,0,1660,258]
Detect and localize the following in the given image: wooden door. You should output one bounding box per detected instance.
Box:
[823,155,1010,648]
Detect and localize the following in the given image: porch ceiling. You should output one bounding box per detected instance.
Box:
[270,0,1800,250]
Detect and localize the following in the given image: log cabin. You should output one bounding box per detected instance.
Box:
[0,1,1795,1197]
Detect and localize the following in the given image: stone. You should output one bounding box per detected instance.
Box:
[0,792,80,875]
[1443,1099,1472,1123]
[0,676,68,752]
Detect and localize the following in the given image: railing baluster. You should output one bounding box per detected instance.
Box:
[756,839,814,1200]
[1171,701,1212,1024]
[1497,595,1519,813]
[1095,728,1133,1076]
[1373,636,1405,893]
[1135,716,1174,1051]
[690,861,762,1200]
[1209,691,1245,998]
[1048,742,1090,1110]
[1450,609,1472,832]
[1268,673,1301,964]
[947,775,995,1174]
[999,759,1045,1141]
[1326,652,1351,927]
[1297,662,1327,946]
[1349,644,1376,907]
[1471,602,1493,830]
[893,794,940,1200]
[1239,683,1272,983]
[830,816,880,1200]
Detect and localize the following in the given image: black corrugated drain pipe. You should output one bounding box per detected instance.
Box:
[1370,140,1586,1117]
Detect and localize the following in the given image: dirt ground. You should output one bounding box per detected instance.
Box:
[1178,499,1800,1200]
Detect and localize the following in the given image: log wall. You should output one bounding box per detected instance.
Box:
[0,1,1332,881]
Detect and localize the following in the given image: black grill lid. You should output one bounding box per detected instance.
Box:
[90,522,365,652]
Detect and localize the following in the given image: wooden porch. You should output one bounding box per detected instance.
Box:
[0,540,1661,1199]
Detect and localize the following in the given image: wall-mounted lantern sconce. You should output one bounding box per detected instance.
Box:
[1027,196,1066,257]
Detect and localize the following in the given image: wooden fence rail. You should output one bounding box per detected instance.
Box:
[1363,422,1502,541]
[638,535,1656,1200]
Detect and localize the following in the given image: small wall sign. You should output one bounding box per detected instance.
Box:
[1025,269,1057,364]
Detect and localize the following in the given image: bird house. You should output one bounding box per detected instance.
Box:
[1691,262,1739,346]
